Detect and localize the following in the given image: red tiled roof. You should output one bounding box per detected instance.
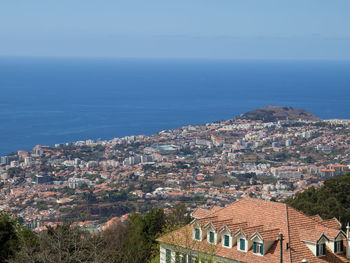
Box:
[158,198,348,263]
[254,228,281,242]
[192,206,223,219]
[322,218,342,230]
[299,229,329,243]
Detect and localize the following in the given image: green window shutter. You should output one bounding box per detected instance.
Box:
[322,243,326,255]
[260,243,264,255]
[253,242,257,253]
[195,228,200,240]
[224,235,230,246]
[316,244,319,256]
[181,254,187,263]
[166,249,171,263]
[340,240,344,251]
[240,238,245,250]
[209,231,214,243]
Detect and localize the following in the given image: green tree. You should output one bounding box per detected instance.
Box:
[285,173,350,228]
[123,209,165,262]
[10,223,105,263]
[0,212,19,261]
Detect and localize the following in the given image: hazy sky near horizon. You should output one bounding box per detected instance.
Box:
[1,0,350,59]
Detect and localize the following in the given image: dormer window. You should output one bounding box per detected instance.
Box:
[253,241,264,255]
[166,249,171,263]
[316,243,326,257]
[209,231,215,243]
[194,228,201,240]
[334,240,343,253]
[223,234,230,247]
[239,238,246,251]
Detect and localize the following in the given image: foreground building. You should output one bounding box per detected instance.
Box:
[158,198,349,262]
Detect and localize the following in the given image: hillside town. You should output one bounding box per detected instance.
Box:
[1,108,350,233]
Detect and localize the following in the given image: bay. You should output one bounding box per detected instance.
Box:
[1,57,350,156]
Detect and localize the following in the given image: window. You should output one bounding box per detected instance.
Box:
[334,240,343,253]
[166,249,171,263]
[209,231,214,243]
[194,228,200,240]
[239,238,246,251]
[224,234,230,247]
[253,241,264,255]
[316,243,326,257]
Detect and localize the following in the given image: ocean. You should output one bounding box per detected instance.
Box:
[1,57,350,156]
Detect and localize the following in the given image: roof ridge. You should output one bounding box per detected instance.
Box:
[210,218,234,223]
[225,221,248,226]
[287,203,341,231]
[243,197,287,206]
[243,224,264,230]
[200,215,218,220]
[286,204,292,263]
[323,217,342,225]
[259,228,280,233]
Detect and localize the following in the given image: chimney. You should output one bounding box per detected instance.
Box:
[280,233,283,263]
[347,223,350,259]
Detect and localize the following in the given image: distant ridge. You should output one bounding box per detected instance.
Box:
[238,106,320,122]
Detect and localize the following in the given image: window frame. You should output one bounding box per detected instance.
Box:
[166,248,172,263]
[316,242,326,257]
[175,252,180,263]
[253,241,264,255]
[194,228,200,241]
[334,240,343,253]
[209,231,215,243]
[223,234,230,247]
[239,238,246,251]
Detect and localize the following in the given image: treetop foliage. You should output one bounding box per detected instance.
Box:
[285,173,350,228]
[1,203,191,263]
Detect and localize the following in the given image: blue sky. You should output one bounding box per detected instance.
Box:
[1,0,350,59]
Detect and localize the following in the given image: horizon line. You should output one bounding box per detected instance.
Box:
[1,55,350,62]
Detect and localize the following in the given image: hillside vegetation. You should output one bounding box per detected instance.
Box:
[239,106,320,122]
[0,204,190,263]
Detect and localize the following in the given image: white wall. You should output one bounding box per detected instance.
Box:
[326,234,345,254]
[159,242,242,263]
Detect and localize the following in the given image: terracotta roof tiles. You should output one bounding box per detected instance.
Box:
[158,198,349,262]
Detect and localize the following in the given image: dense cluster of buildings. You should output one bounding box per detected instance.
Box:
[0,117,350,232]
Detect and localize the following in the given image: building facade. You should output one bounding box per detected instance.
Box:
[158,198,349,263]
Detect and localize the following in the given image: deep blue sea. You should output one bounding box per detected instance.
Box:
[1,57,350,156]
